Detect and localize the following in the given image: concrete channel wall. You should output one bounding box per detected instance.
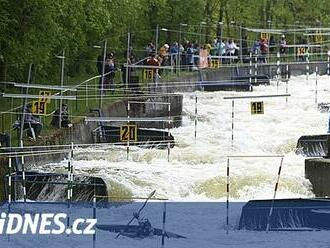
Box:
[161,61,330,93]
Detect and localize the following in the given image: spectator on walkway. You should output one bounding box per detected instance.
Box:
[145,43,155,57]
[279,35,287,55]
[199,44,209,68]
[186,43,195,71]
[146,51,160,91]
[251,39,261,55]
[260,38,269,63]
[225,39,239,63]
[170,42,179,68]
[0,133,10,147]
[193,42,200,66]
[104,54,117,93]
[51,104,71,128]
[159,44,169,66]
[23,103,43,140]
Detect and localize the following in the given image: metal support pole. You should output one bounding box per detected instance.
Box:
[85,80,88,108]
[276,52,280,90]
[286,64,289,104]
[59,49,65,129]
[194,95,197,143]
[161,202,167,248]
[167,103,171,162]
[125,33,131,92]
[8,157,12,203]
[199,23,202,45]
[239,25,243,64]
[266,157,284,232]
[267,20,271,64]
[254,49,258,85]
[315,66,318,104]
[93,196,96,248]
[99,40,107,108]
[293,29,296,61]
[328,54,330,76]
[306,52,310,82]
[249,52,252,85]
[8,157,12,242]
[19,64,33,145]
[155,24,159,56]
[67,146,73,206]
[22,162,26,203]
[231,100,234,150]
[226,157,230,234]
[126,102,130,161]
[70,142,74,200]
[178,24,182,73]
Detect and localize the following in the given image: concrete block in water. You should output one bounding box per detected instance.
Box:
[305,158,330,197]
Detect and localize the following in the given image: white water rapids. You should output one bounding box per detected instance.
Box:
[36,74,330,201]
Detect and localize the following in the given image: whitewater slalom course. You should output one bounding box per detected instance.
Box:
[2,72,330,247]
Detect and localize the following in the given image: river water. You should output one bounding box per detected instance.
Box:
[35,74,329,201]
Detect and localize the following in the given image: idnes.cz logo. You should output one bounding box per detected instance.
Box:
[0,213,97,235]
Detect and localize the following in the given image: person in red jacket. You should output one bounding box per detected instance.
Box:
[145,51,160,91]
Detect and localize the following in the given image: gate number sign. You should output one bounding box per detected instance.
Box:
[260,32,270,40]
[297,47,306,56]
[143,69,154,80]
[32,101,47,115]
[210,59,220,68]
[39,90,52,103]
[120,124,137,142]
[251,101,264,114]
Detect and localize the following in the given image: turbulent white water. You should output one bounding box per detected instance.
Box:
[38,74,330,201]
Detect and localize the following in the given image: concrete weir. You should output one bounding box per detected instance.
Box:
[305,159,330,197]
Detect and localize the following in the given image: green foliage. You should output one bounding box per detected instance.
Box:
[0,0,328,86]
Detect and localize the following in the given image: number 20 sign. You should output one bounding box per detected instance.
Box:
[120,125,137,142]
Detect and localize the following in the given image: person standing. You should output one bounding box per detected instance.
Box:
[23,103,43,139]
[104,54,116,93]
[146,51,160,91]
[51,104,71,128]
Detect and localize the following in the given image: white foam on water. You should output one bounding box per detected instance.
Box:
[37,74,330,201]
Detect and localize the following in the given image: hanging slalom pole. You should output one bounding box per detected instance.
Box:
[276,52,280,90]
[8,157,12,204]
[194,94,197,144]
[127,101,130,161]
[286,64,289,104]
[167,102,171,162]
[161,201,167,248]
[254,49,258,85]
[266,157,284,232]
[93,195,97,248]
[306,51,310,82]
[315,66,318,104]
[226,157,230,234]
[70,142,74,200]
[22,162,26,203]
[231,100,234,150]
